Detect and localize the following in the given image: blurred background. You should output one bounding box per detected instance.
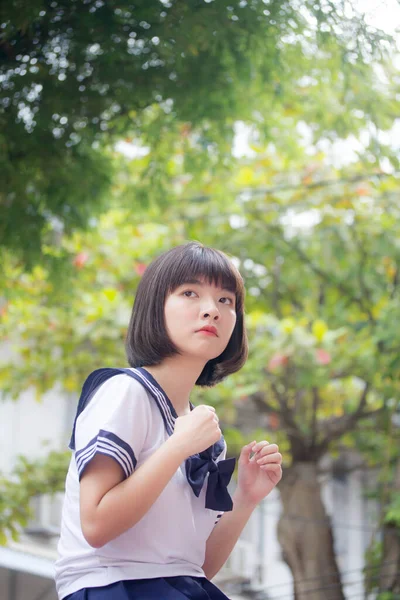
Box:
[1,1,400,599]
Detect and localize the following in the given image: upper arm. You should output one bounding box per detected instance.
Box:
[74,374,151,543]
[79,453,125,543]
[74,374,150,480]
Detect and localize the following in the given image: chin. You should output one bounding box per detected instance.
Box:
[199,350,222,361]
[181,349,220,362]
[176,341,225,362]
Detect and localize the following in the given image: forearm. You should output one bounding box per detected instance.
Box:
[85,436,186,547]
[202,490,257,580]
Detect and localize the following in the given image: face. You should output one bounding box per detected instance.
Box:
[164,278,237,362]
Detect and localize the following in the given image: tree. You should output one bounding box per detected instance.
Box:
[379,458,400,597]
[0,0,394,266]
[2,3,400,591]
[2,145,400,598]
[183,158,400,599]
[364,439,400,598]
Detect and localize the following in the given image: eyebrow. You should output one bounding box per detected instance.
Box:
[180,279,236,294]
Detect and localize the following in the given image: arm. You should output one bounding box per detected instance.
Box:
[202,489,256,580]
[202,440,283,580]
[80,404,221,548]
[80,436,187,548]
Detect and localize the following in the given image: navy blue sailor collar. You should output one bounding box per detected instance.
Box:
[69,367,235,512]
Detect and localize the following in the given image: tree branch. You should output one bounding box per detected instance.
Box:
[250,390,305,442]
[310,387,319,448]
[316,383,379,453]
[350,227,376,324]
[390,266,399,299]
[277,233,376,321]
[271,258,282,318]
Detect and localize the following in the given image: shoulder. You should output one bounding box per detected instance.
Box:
[92,370,150,398]
[77,370,151,425]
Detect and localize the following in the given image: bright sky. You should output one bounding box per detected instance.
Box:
[354,0,400,34]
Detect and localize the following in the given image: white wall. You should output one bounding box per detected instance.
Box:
[0,386,72,475]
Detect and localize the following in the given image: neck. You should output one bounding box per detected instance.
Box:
[143,356,206,416]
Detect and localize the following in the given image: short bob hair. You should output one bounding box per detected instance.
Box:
[125,242,248,386]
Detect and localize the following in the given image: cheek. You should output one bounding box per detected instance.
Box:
[164,298,194,329]
[229,310,237,330]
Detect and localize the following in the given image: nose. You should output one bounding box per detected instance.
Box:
[202,300,220,321]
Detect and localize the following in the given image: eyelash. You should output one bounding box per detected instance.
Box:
[182,290,234,305]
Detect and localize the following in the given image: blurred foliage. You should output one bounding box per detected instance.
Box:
[2,148,400,453]
[1,2,400,587]
[0,0,397,267]
[365,534,400,599]
[0,450,69,544]
[2,148,400,568]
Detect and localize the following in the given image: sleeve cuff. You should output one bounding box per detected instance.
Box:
[75,429,137,480]
[214,513,223,525]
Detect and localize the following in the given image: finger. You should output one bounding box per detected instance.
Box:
[255,443,279,458]
[239,441,257,462]
[250,440,270,461]
[256,452,282,466]
[204,405,216,412]
[252,440,270,454]
[260,463,282,473]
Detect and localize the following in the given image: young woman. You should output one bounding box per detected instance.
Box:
[55,242,282,600]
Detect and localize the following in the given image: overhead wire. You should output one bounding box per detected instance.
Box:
[260,560,398,595]
[264,561,398,599]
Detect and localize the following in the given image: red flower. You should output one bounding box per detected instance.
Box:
[73,252,89,269]
[268,353,289,371]
[135,263,147,276]
[268,413,280,430]
[316,349,331,365]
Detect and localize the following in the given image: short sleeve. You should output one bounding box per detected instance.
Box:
[74,374,151,480]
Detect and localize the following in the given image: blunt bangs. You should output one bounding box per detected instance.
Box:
[166,245,240,296]
[125,242,248,385]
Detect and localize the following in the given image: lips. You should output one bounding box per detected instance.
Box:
[197,326,218,336]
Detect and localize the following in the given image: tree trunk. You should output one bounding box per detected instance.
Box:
[277,462,345,600]
[379,458,400,594]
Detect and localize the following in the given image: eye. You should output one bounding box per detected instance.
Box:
[220,296,234,305]
[183,290,197,298]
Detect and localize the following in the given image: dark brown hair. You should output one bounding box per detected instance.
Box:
[125,242,248,386]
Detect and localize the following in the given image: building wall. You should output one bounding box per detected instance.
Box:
[0,386,72,475]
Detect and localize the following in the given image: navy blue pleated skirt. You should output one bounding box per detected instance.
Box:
[64,577,231,600]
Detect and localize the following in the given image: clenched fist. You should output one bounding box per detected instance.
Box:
[172,405,221,457]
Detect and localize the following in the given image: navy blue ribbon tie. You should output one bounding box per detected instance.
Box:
[70,367,235,512]
[186,452,236,511]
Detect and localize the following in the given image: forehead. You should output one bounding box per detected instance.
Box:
[164,247,242,296]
